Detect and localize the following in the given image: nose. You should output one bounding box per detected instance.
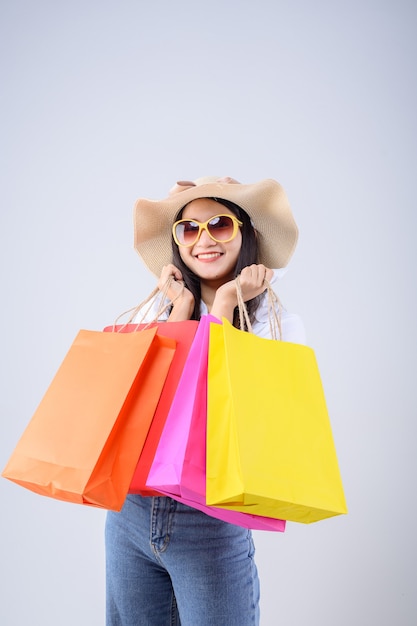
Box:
[196,227,215,246]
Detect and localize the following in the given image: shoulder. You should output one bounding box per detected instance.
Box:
[252,308,306,343]
[252,269,306,344]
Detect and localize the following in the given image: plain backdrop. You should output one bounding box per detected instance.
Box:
[1,1,416,625]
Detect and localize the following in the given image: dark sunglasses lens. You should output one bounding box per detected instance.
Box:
[207,215,235,240]
[175,220,200,245]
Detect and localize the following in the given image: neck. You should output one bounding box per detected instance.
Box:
[200,274,234,313]
[200,282,218,312]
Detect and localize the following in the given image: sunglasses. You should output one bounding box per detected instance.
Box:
[172,215,242,248]
[172,214,243,247]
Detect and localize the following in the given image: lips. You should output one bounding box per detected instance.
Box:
[195,252,223,261]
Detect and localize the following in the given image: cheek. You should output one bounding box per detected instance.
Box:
[178,246,191,265]
[230,233,243,258]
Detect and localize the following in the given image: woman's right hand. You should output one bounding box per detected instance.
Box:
[158,264,195,321]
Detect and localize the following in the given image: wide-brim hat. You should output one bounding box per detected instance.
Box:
[133,176,298,277]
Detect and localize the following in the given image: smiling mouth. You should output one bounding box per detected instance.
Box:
[195,252,222,260]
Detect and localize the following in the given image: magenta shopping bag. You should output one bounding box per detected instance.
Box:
[145,316,212,495]
[146,316,286,532]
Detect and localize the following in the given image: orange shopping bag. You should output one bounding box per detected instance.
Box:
[2,328,176,510]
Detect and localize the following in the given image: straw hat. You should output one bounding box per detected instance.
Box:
[133,176,298,277]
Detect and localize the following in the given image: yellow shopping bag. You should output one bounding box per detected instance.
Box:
[206,319,347,523]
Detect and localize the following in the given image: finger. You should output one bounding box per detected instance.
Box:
[247,264,267,286]
[161,264,183,281]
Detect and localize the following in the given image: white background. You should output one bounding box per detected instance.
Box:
[1,1,416,624]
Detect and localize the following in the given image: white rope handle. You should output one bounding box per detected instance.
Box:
[235,276,253,334]
[264,279,283,341]
[111,277,185,332]
[235,276,283,340]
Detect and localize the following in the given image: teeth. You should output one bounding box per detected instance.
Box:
[197,253,221,259]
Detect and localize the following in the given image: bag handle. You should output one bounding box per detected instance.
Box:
[235,276,253,334]
[235,276,283,340]
[112,277,185,332]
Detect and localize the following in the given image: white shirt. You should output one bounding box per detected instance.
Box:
[134,269,306,344]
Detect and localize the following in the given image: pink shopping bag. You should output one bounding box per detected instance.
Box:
[146,315,286,532]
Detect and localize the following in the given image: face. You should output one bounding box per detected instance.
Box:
[177,198,242,285]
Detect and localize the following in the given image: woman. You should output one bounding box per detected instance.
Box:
[106,176,305,625]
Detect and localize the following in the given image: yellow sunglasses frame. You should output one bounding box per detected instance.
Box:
[172,214,243,247]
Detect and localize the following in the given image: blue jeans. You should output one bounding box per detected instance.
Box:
[105,495,260,625]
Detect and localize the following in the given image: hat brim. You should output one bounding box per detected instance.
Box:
[133,179,298,277]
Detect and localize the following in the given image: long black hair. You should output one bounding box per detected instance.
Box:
[171,198,262,329]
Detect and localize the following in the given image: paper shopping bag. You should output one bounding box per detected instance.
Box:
[206,319,347,524]
[145,318,212,495]
[147,316,286,531]
[2,328,176,510]
[103,321,199,495]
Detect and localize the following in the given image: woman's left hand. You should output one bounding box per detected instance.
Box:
[234,264,273,302]
[210,264,273,322]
